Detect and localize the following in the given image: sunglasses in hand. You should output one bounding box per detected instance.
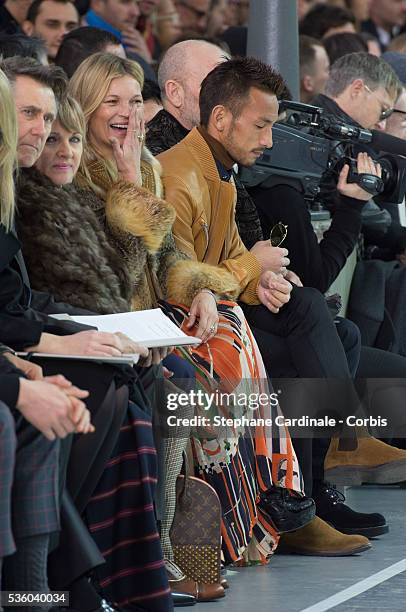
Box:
[270,222,288,247]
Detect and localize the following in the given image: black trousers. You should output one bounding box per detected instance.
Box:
[242,286,352,378]
[242,288,361,495]
[356,346,406,447]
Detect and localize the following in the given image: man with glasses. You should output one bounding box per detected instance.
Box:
[310,52,401,231]
[311,52,404,260]
[314,52,400,132]
[174,0,210,34]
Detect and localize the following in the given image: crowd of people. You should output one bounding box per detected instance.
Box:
[0,0,406,610]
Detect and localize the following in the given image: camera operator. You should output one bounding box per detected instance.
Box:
[251,53,402,295]
[308,53,406,358]
[312,52,404,261]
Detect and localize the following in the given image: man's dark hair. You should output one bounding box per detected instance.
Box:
[299,35,324,76]
[142,78,162,104]
[55,26,121,78]
[324,32,367,65]
[0,56,67,102]
[299,4,356,39]
[26,0,77,23]
[199,56,287,127]
[0,33,47,63]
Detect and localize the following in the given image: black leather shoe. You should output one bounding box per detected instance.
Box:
[171,592,196,607]
[258,486,316,533]
[313,481,389,538]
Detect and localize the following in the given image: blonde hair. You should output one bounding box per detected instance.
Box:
[0,68,18,232]
[57,94,86,140]
[68,52,145,194]
[49,94,92,186]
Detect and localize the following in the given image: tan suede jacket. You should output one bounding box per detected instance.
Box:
[158,128,261,304]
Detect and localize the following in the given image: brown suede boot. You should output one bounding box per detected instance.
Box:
[324,437,406,485]
[276,516,371,556]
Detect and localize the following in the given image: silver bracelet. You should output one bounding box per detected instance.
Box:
[196,289,217,304]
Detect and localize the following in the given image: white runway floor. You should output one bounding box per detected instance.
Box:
[198,485,406,612]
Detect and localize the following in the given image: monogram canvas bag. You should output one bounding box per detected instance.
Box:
[170,474,222,584]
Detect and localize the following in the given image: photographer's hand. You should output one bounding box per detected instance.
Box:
[338,152,381,201]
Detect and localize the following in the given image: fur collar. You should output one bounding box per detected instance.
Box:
[87,160,176,253]
[16,167,132,313]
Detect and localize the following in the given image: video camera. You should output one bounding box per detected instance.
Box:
[239,100,406,207]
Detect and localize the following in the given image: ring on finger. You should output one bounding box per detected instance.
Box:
[130,130,145,141]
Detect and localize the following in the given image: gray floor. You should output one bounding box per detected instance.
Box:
[198,486,406,612]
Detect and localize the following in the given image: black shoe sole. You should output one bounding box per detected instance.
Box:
[325,459,406,486]
[332,523,389,538]
[276,541,372,557]
[171,595,197,608]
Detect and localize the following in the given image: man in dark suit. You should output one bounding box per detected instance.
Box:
[362,0,406,51]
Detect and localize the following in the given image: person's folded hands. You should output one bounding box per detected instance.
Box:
[257,270,292,314]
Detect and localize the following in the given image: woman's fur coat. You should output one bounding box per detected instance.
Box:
[16,166,240,314]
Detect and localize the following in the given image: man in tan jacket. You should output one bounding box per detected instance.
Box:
[158,56,353,380]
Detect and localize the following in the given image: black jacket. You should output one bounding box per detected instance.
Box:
[361,19,397,52]
[0,4,22,34]
[250,183,364,294]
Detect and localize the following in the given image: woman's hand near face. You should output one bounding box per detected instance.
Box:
[110,103,145,186]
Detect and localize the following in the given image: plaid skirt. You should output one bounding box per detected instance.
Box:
[0,404,16,557]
